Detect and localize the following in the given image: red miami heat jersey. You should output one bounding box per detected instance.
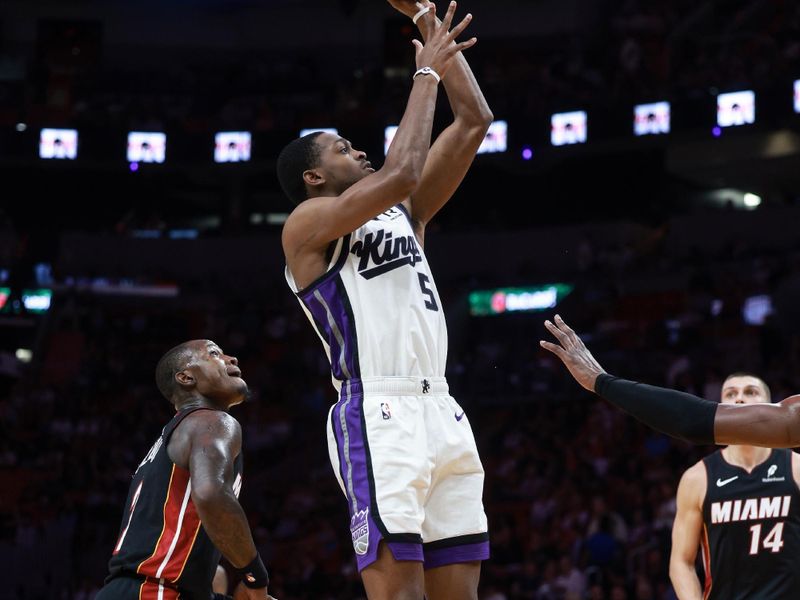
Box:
[105,407,243,599]
[701,449,800,600]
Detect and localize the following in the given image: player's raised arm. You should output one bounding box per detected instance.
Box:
[669,463,706,600]
[540,314,800,447]
[388,0,493,235]
[280,1,476,260]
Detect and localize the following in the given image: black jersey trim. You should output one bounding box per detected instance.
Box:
[423,532,490,550]
[164,407,220,445]
[396,202,413,224]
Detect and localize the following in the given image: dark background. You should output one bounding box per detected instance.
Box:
[2,1,800,598]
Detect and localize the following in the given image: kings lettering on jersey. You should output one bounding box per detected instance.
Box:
[350,229,422,279]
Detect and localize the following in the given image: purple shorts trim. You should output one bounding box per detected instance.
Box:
[424,541,491,570]
[357,538,423,571]
[387,541,425,562]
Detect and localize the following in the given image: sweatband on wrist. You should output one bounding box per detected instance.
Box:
[594,374,718,444]
[412,5,431,24]
[413,66,441,83]
[235,554,269,589]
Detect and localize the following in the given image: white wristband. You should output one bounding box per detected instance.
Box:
[412,5,431,25]
[413,66,441,83]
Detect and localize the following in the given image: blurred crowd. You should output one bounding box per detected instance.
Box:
[3,203,800,599]
[1,0,798,134]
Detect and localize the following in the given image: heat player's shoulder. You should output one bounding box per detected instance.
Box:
[180,408,239,436]
[678,459,708,499]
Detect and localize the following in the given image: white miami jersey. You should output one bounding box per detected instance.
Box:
[286,205,448,391]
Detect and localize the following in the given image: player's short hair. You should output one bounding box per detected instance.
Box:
[155,342,196,402]
[723,372,771,402]
[276,132,324,206]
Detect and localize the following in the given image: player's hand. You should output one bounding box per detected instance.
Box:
[232,582,277,600]
[540,314,606,392]
[412,1,476,79]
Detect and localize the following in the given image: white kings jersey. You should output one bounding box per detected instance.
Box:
[285,205,448,392]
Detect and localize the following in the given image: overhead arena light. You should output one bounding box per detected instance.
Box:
[127,131,166,164]
[633,101,670,136]
[743,193,762,208]
[794,80,800,114]
[39,128,78,160]
[476,120,508,154]
[214,131,252,163]
[384,125,398,156]
[717,90,755,128]
[551,111,587,146]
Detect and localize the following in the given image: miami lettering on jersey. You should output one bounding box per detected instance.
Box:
[710,495,792,524]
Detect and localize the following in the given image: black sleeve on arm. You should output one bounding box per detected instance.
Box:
[594,374,718,444]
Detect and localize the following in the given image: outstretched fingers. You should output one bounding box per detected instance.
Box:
[446,11,472,43]
[544,318,571,348]
[539,339,567,360]
[440,0,457,32]
[453,36,477,53]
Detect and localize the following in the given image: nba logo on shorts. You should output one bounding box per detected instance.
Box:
[350,507,370,555]
[381,402,392,420]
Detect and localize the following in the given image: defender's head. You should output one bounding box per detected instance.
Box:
[721,372,771,405]
[276,131,373,205]
[155,340,248,409]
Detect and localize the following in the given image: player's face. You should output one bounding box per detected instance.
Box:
[720,376,768,405]
[316,133,374,192]
[187,340,249,407]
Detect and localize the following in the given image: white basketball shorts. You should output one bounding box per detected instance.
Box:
[326,376,489,571]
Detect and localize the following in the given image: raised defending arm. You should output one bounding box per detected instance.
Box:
[541,314,800,448]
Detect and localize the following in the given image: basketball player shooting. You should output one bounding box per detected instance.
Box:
[541,314,800,448]
[277,1,492,598]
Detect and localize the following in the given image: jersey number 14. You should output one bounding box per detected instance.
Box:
[749,522,785,555]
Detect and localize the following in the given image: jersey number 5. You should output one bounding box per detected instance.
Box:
[749,522,785,555]
[418,273,439,312]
